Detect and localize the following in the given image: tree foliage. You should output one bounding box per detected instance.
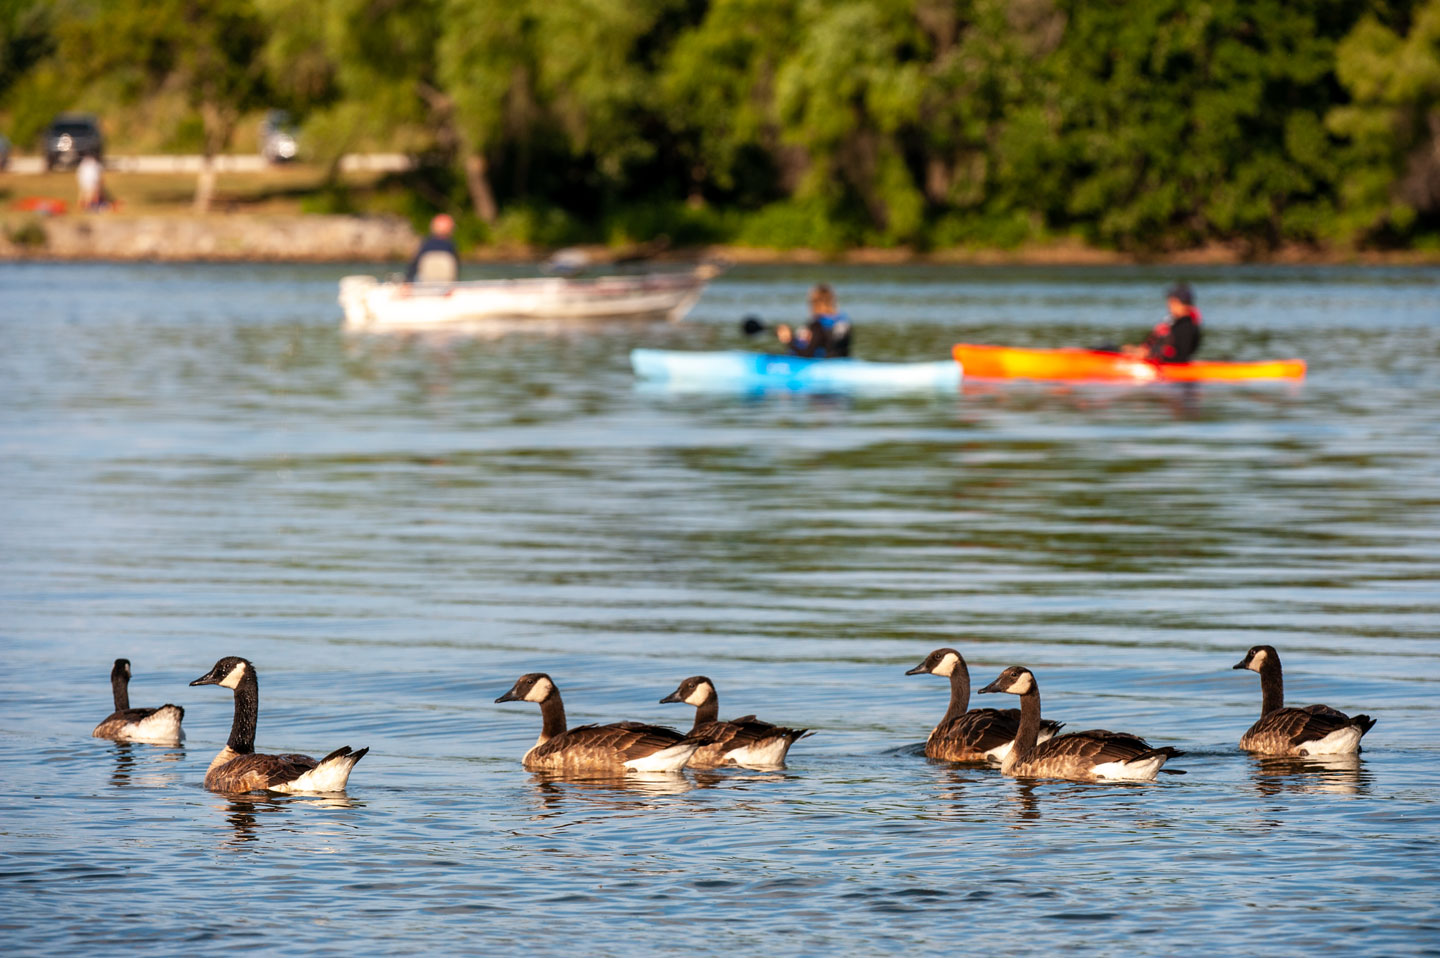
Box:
[2,0,1435,250]
[1327,0,1440,240]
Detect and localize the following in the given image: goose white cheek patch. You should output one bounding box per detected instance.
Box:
[524,677,555,703]
[219,661,248,689]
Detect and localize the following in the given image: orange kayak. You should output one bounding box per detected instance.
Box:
[952,344,1306,383]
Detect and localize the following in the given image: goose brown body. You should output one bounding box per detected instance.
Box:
[979,666,1182,781]
[497,673,711,773]
[906,649,1062,763]
[190,656,367,793]
[92,658,185,746]
[1232,646,1375,756]
[659,676,810,769]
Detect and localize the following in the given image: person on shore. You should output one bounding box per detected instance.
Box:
[1123,282,1202,363]
[76,154,103,211]
[776,284,852,358]
[405,213,459,283]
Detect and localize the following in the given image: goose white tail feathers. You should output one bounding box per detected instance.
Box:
[92,704,186,746]
[1089,746,1186,782]
[717,730,811,769]
[272,746,370,793]
[621,739,705,773]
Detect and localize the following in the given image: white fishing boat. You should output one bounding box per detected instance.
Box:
[339,264,719,329]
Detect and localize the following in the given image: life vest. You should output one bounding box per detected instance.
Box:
[1148,307,1202,361]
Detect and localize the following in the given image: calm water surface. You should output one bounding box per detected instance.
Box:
[1,262,1438,956]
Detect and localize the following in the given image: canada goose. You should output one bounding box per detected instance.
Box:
[1232,645,1375,756]
[189,656,367,793]
[496,672,710,773]
[905,648,1063,763]
[978,666,1182,781]
[659,676,810,769]
[92,658,185,746]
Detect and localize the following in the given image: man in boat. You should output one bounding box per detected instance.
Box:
[776,284,852,358]
[1123,282,1201,363]
[405,213,459,283]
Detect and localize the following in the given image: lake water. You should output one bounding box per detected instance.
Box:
[1,261,1438,956]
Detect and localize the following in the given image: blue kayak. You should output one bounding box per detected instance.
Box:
[630,349,962,393]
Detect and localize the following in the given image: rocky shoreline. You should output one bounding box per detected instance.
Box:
[3,212,1437,266]
[0,213,420,262]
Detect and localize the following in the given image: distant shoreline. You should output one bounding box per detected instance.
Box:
[3,212,1438,267]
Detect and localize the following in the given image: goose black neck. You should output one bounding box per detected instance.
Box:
[694,695,719,729]
[1013,685,1042,762]
[228,671,259,754]
[1258,658,1284,717]
[942,666,972,723]
[111,670,130,711]
[539,694,568,740]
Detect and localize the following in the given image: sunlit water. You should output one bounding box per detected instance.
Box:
[1,261,1438,956]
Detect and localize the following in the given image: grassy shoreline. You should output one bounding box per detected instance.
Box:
[3,167,1438,266]
[6,216,1439,267]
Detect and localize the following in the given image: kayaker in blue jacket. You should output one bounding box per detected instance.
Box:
[1123,283,1202,363]
[776,284,852,358]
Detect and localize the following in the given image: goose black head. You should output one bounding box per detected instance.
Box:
[979,666,1035,696]
[496,672,557,705]
[660,676,716,706]
[111,658,132,680]
[1233,645,1278,672]
[906,648,963,677]
[191,656,252,690]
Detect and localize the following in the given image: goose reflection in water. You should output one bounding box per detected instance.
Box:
[688,768,791,790]
[998,779,1175,829]
[1008,781,1044,825]
[927,766,995,823]
[217,794,361,847]
[528,770,699,812]
[959,379,1209,420]
[106,741,185,790]
[1248,753,1370,797]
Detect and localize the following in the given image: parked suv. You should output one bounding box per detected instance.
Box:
[44,113,104,170]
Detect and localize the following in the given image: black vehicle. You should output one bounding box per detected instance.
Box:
[44,113,104,170]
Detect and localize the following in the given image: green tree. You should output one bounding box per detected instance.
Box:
[0,0,53,102]
[1328,0,1440,241]
[659,0,799,205]
[0,0,64,146]
[772,0,928,243]
[915,0,1067,246]
[1047,0,1363,250]
[437,0,536,224]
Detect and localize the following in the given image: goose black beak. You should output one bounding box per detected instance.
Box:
[1231,659,1248,670]
[189,672,219,687]
[904,663,929,675]
[659,690,684,704]
[495,689,520,703]
[978,678,1004,694]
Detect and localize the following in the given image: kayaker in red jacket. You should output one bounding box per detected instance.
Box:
[1123,283,1202,363]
